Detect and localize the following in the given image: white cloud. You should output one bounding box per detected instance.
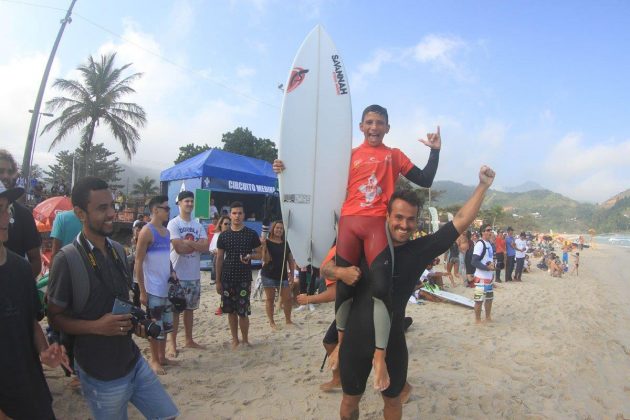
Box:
[477,120,508,148]
[167,0,195,41]
[351,34,468,91]
[412,34,465,67]
[0,53,62,170]
[351,49,393,91]
[542,133,630,202]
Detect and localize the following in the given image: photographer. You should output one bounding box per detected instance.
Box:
[47,177,178,419]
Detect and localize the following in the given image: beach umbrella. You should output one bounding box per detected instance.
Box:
[33,196,73,227]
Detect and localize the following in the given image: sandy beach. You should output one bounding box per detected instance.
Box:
[46,243,630,419]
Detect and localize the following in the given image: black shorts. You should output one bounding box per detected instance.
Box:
[323,320,338,345]
[339,295,408,398]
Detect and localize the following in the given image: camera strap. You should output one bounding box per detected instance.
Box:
[77,233,132,300]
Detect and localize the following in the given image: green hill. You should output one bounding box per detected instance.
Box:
[428,181,598,232]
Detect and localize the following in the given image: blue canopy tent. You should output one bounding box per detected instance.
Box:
[160,149,278,218]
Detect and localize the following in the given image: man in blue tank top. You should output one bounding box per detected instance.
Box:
[135,195,177,375]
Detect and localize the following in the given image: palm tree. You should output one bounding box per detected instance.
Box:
[41,53,147,174]
[132,176,159,202]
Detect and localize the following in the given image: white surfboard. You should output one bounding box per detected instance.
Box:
[419,286,475,309]
[278,25,352,268]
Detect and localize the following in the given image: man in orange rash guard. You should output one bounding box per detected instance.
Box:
[335,104,440,392]
[273,104,441,392]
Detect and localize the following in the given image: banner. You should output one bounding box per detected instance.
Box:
[194,188,211,219]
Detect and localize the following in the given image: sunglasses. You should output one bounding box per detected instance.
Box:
[157,206,170,212]
[222,222,230,225]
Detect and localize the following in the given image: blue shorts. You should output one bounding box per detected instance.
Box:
[178,279,201,311]
[261,274,289,289]
[76,357,178,420]
[147,294,174,340]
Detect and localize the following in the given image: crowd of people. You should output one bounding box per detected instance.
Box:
[0,100,587,420]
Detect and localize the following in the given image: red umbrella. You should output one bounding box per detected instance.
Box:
[33,196,73,226]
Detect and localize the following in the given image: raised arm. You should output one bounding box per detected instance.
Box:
[403,126,441,188]
[452,166,495,234]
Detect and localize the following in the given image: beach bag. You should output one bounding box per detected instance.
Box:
[168,277,187,312]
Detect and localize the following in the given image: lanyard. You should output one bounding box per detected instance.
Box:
[77,233,132,299]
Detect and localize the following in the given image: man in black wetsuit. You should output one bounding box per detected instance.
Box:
[337,165,495,420]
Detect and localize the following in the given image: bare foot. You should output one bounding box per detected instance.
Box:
[373,358,390,391]
[184,341,206,350]
[149,360,166,375]
[241,341,252,348]
[475,319,482,325]
[285,321,296,327]
[160,358,180,366]
[166,344,178,358]
[319,378,341,392]
[231,339,240,350]
[269,322,278,331]
[400,382,412,404]
[484,317,492,323]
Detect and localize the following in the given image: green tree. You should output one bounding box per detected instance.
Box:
[131,176,159,201]
[395,177,444,208]
[30,164,44,180]
[221,127,278,162]
[44,142,124,189]
[41,53,147,174]
[174,143,212,164]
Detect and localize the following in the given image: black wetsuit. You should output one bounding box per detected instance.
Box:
[339,221,459,397]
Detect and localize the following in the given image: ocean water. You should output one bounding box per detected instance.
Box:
[593,234,630,249]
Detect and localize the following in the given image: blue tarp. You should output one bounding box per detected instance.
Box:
[160,149,277,193]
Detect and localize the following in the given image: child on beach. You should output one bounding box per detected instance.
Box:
[571,252,580,276]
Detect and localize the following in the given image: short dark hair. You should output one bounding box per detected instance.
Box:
[480,223,492,232]
[361,104,389,124]
[148,195,169,211]
[387,189,421,214]
[71,176,109,211]
[177,190,194,203]
[230,201,244,210]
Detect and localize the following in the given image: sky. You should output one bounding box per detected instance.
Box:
[1,0,629,203]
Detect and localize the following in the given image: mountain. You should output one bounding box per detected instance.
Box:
[428,180,597,231]
[592,194,630,232]
[600,188,630,209]
[503,181,545,193]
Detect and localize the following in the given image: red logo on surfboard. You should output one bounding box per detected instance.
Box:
[287,67,309,93]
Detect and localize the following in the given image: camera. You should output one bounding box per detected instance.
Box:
[130,306,161,339]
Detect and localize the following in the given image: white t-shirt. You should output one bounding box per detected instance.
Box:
[167,215,207,280]
[419,268,432,283]
[515,238,527,258]
[209,232,220,252]
[473,239,494,280]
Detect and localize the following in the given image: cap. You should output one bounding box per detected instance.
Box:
[0,184,24,204]
[177,190,194,203]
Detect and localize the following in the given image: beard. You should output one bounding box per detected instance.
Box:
[87,218,113,237]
